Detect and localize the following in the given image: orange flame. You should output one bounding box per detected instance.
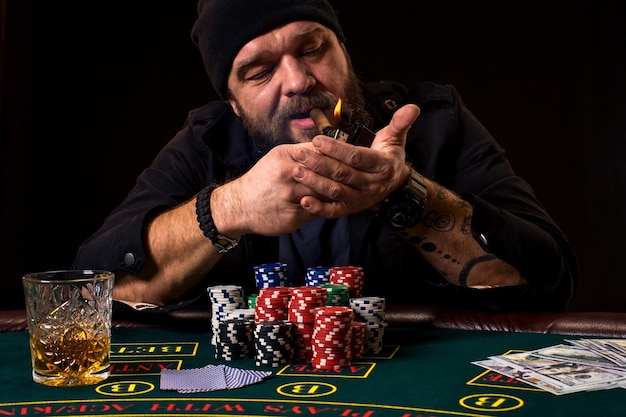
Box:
[333,99,342,121]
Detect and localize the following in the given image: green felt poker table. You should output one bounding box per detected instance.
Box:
[1,305,626,417]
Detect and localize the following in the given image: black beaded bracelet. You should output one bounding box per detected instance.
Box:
[195,185,239,254]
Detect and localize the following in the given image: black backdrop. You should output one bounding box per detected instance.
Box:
[1,1,624,311]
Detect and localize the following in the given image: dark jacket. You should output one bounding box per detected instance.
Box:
[73,81,578,311]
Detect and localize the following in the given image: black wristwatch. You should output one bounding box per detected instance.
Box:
[378,167,427,230]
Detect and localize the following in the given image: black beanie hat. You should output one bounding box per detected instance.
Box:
[191,0,346,99]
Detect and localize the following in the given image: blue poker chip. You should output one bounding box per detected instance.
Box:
[254,262,287,273]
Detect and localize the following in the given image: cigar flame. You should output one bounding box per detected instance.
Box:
[333,99,342,121]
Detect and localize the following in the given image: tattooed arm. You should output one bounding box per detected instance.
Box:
[397,178,526,288]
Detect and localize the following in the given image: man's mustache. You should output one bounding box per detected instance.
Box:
[276,92,338,120]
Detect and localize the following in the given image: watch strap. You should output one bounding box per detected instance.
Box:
[404,167,427,205]
[195,185,240,254]
[377,166,428,230]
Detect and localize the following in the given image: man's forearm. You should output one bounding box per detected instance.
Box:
[113,196,222,305]
[400,180,527,288]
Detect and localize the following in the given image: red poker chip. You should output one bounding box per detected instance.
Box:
[315,321,350,329]
[312,353,350,361]
[313,330,350,339]
[317,316,354,323]
[295,323,314,332]
[259,288,291,297]
[313,326,350,334]
[314,306,353,315]
[313,337,351,346]
[312,357,350,365]
[328,267,364,298]
[311,360,350,370]
[259,297,289,306]
[289,305,318,312]
[313,338,351,346]
[313,328,350,336]
[246,266,382,370]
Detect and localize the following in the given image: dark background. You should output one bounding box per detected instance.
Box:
[1,1,624,311]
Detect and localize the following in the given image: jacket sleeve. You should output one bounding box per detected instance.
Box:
[405,82,578,310]
[72,102,240,275]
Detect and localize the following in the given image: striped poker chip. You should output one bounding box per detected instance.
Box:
[287,286,328,324]
[305,266,331,287]
[247,294,258,308]
[349,297,386,325]
[311,356,351,370]
[361,322,389,355]
[215,319,254,361]
[253,320,294,368]
[310,306,354,370]
[347,297,388,354]
[254,287,291,321]
[254,262,287,272]
[224,308,255,321]
[321,283,350,306]
[314,305,354,317]
[329,266,365,297]
[207,285,247,346]
[245,265,387,367]
[291,322,315,363]
[350,321,366,360]
[254,262,290,288]
[258,287,291,298]
[312,340,351,349]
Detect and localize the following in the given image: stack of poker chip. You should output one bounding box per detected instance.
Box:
[311,306,355,370]
[254,287,291,322]
[253,320,295,367]
[207,285,247,346]
[304,266,331,286]
[350,321,367,360]
[329,266,365,298]
[349,296,388,355]
[224,308,255,322]
[321,283,351,306]
[287,286,328,362]
[254,262,290,288]
[215,318,254,361]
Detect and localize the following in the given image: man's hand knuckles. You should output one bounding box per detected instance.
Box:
[331,165,351,182]
[325,183,343,200]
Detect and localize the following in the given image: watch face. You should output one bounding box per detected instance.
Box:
[384,198,422,229]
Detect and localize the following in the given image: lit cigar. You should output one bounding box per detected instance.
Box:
[309,104,350,142]
[310,100,375,147]
[309,108,334,135]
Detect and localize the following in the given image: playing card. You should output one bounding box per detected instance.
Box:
[160,364,272,393]
[225,367,272,389]
[161,365,227,393]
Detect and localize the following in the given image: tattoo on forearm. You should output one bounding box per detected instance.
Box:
[432,184,472,235]
[461,214,472,234]
[456,199,471,210]
[458,254,497,287]
[422,210,454,231]
[401,232,461,271]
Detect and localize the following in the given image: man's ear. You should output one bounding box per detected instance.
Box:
[227,99,241,117]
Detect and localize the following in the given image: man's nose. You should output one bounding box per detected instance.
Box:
[280,56,315,96]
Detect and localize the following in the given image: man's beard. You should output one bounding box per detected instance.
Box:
[233,71,373,154]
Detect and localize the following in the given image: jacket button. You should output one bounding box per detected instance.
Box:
[123,252,136,266]
[384,99,399,111]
